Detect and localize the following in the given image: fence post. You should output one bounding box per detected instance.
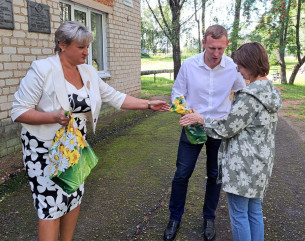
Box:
[140,69,174,81]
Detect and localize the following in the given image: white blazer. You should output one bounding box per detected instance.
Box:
[11,54,126,141]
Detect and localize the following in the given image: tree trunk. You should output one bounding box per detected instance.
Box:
[194,0,201,53]
[279,53,287,84]
[231,0,242,53]
[169,0,182,79]
[171,16,181,79]
[289,0,304,85]
[289,56,305,85]
[172,42,181,80]
[201,0,206,51]
[146,0,184,79]
[278,44,287,84]
[278,0,293,84]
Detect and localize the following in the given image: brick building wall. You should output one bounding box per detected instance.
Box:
[0,0,141,158]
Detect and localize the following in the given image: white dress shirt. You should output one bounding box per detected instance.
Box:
[171,52,246,119]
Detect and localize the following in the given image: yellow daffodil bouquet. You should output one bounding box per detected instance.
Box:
[170,96,193,115]
[49,111,98,194]
[170,96,207,144]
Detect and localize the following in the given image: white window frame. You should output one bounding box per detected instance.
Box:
[60,0,110,78]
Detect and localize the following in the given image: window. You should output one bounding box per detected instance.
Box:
[59,1,109,77]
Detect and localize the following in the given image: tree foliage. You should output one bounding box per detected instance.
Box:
[143,0,206,79]
[141,7,170,54]
[141,0,304,85]
[249,0,304,84]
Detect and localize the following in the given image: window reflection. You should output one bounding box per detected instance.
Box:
[74,10,86,25]
[59,2,71,22]
[91,12,104,71]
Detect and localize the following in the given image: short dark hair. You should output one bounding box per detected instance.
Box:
[204,24,228,41]
[233,42,269,77]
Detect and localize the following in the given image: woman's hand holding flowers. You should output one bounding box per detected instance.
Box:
[179,109,204,126]
[55,110,70,126]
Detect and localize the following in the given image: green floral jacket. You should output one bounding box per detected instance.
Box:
[204,80,282,199]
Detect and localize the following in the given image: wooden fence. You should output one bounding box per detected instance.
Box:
[141,69,174,82]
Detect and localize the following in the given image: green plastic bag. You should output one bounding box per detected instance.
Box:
[184,124,207,144]
[51,143,98,194]
[170,96,207,144]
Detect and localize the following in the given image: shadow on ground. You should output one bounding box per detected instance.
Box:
[0,110,304,240]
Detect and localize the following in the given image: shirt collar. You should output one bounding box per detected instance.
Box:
[199,51,226,69]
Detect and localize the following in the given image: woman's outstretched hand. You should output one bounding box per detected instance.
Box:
[150,100,171,112]
[179,109,204,126]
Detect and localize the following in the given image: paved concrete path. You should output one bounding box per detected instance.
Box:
[0,112,304,240]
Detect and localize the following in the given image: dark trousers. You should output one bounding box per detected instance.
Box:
[169,128,222,222]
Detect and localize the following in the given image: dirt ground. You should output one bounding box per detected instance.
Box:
[0,96,304,241]
[278,99,305,142]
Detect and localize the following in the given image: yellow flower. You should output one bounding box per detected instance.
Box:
[61,146,70,158]
[69,137,75,146]
[56,128,65,138]
[75,129,82,137]
[176,105,186,114]
[52,128,65,145]
[77,135,86,149]
[54,153,60,161]
[69,149,80,165]
[174,99,180,106]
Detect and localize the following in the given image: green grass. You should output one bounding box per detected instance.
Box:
[141,76,174,98]
[141,54,305,119]
[274,84,305,100]
[269,56,305,86]
[141,54,193,71]
[141,54,305,97]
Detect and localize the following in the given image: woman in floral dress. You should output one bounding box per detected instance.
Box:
[179,42,282,241]
[11,21,169,240]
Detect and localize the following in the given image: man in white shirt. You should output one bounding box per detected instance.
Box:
[163,25,245,241]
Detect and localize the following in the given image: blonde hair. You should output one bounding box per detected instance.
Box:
[54,21,93,53]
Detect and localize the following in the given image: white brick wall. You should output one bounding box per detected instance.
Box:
[0,0,141,158]
[107,0,141,97]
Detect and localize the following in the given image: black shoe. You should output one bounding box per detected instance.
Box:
[203,219,216,241]
[163,220,180,241]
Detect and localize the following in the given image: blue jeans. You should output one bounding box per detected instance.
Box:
[227,193,264,241]
[169,128,222,222]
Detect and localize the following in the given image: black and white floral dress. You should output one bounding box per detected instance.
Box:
[21,81,91,220]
